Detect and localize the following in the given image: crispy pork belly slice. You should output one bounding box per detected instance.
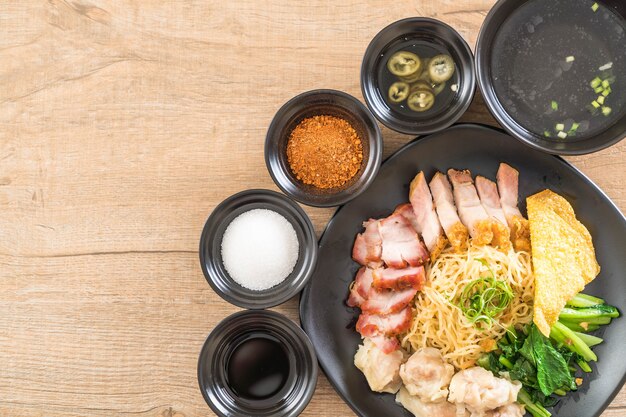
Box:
[355,267,374,298]
[429,172,469,251]
[475,176,508,224]
[372,266,425,291]
[379,213,429,268]
[393,203,421,232]
[509,216,530,252]
[361,286,418,315]
[356,307,412,337]
[496,163,523,218]
[352,219,383,267]
[352,234,368,266]
[409,172,447,259]
[448,169,494,245]
[347,267,374,308]
[496,163,531,251]
[475,176,512,251]
[347,287,365,308]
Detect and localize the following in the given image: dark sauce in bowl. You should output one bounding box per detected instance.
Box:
[226,335,290,401]
[198,310,318,417]
[377,39,460,119]
[491,0,626,141]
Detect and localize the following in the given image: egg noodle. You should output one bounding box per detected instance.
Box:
[401,243,534,370]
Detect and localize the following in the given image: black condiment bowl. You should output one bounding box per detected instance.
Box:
[476,0,626,155]
[265,89,383,208]
[361,17,476,135]
[199,189,317,309]
[198,310,318,417]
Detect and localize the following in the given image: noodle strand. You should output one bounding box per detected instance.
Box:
[402,243,534,369]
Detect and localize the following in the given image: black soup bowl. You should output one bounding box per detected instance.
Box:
[361,17,476,135]
[265,89,382,208]
[476,0,626,155]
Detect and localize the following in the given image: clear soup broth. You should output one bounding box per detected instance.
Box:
[491,0,626,141]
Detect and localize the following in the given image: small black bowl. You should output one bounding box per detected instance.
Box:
[361,17,476,135]
[476,0,626,155]
[198,310,318,417]
[265,89,383,208]
[199,189,317,309]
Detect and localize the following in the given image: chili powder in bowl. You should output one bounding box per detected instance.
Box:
[265,89,383,207]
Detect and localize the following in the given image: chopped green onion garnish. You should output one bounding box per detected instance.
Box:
[558,131,568,139]
[602,106,612,116]
[594,86,604,93]
[457,261,514,328]
[597,96,605,105]
[551,100,559,111]
[599,62,613,71]
[592,2,599,12]
[570,122,580,132]
[602,88,611,97]
[556,123,565,131]
[544,130,551,137]
[591,77,602,88]
[566,56,575,63]
[602,80,610,89]
[592,100,600,109]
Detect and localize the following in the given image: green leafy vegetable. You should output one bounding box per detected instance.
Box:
[559,320,600,332]
[576,357,592,373]
[476,293,619,416]
[572,331,603,347]
[522,326,573,395]
[518,388,553,417]
[510,357,541,391]
[550,322,598,362]
[559,305,619,320]
[566,293,604,308]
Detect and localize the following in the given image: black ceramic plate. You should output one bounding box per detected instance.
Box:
[300,124,626,417]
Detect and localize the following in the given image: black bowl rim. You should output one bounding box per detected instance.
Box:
[197,309,319,417]
[475,0,626,155]
[264,88,383,208]
[360,17,477,135]
[199,189,318,309]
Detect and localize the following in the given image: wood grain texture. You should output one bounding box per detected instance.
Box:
[0,1,623,416]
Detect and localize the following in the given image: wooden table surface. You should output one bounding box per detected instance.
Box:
[1,1,624,416]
